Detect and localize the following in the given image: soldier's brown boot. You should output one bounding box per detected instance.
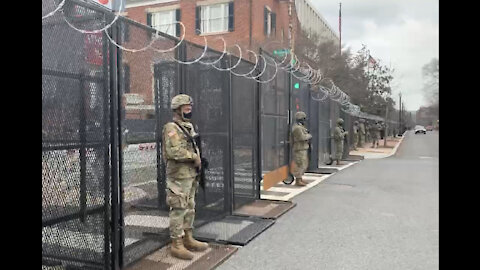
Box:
[295,178,307,186]
[184,229,209,251]
[336,160,343,165]
[170,237,194,260]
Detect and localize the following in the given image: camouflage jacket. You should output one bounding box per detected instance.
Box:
[353,125,359,134]
[292,123,312,151]
[334,126,347,142]
[162,120,200,179]
[359,123,366,135]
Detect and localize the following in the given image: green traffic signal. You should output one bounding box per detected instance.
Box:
[294,83,300,89]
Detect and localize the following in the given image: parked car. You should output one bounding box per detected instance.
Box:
[414,125,427,134]
[426,125,434,131]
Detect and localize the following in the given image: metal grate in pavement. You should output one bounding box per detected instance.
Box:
[233,199,296,219]
[193,215,275,246]
[124,243,237,270]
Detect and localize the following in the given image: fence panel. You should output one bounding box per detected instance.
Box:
[116,15,181,266]
[184,43,233,219]
[260,52,290,175]
[42,0,113,268]
[230,57,260,209]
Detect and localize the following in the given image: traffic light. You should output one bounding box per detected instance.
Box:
[294,83,300,89]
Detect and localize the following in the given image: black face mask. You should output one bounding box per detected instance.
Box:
[298,119,306,125]
[183,112,192,120]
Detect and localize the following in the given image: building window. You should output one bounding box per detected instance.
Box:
[148,9,178,37]
[264,6,276,37]
[199,3,229,34]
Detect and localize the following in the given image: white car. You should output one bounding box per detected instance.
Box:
[414,125,427,134]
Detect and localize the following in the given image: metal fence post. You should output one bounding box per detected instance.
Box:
[101,28,112,270]
[256,49,263,199]
[79,70,87,223]
[115,20,126,268]
[108,22,121,270]
[226,54,234,214]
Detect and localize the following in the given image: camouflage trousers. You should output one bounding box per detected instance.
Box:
[335,141,344,160]
[353,134,359,149]
[166,176,199,238]
[359,133,365,146]
[292,150,309,178]
[371,133,379,146]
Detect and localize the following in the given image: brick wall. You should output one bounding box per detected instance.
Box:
[122,0,300,118]
[125,0,297,56]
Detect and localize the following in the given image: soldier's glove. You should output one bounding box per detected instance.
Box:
[194,155,202,169]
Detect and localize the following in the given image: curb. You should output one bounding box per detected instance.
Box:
[383,130,407,158]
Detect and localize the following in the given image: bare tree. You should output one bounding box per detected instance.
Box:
[422,58,439,106]
[294,33,396,117]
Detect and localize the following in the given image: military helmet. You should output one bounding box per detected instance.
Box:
[171,94,193,110]
[359,119,365,123]
[337,118,344,124]
[295,111,307,120]
[354,121,359,125]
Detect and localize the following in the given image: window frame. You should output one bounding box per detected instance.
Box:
[200,2,230,34]
[150,9,177,37]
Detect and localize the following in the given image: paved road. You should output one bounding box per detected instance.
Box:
[216,130,439,270]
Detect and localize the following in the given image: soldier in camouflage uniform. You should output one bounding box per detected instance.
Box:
[291,111,312,186]
[162,94,208,260]
[379,121,385,140]
[370,121,380,148]
[333,118,348,165]
[358,119,366,147]
[352,121,359,151]
[365,121,371,143]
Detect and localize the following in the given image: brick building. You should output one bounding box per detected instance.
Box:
[120,0,337,120]
[125,0,299,55]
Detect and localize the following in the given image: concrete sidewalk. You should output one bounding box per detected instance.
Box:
[259,133,407,202]
[350,135,405,159]
[260,161,359,201]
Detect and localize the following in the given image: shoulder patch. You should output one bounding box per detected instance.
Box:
[168,130,177,137]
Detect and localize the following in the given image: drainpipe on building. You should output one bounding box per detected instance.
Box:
[249,0,253,51]
[289,0,295,58]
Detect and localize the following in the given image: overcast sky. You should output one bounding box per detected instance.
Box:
[309,0,439,111]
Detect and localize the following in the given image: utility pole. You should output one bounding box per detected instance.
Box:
[339,2,342,55]
[398,92,402,136]
[384,105,388,147]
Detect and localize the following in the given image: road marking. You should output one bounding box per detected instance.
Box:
[419,156,433,159]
